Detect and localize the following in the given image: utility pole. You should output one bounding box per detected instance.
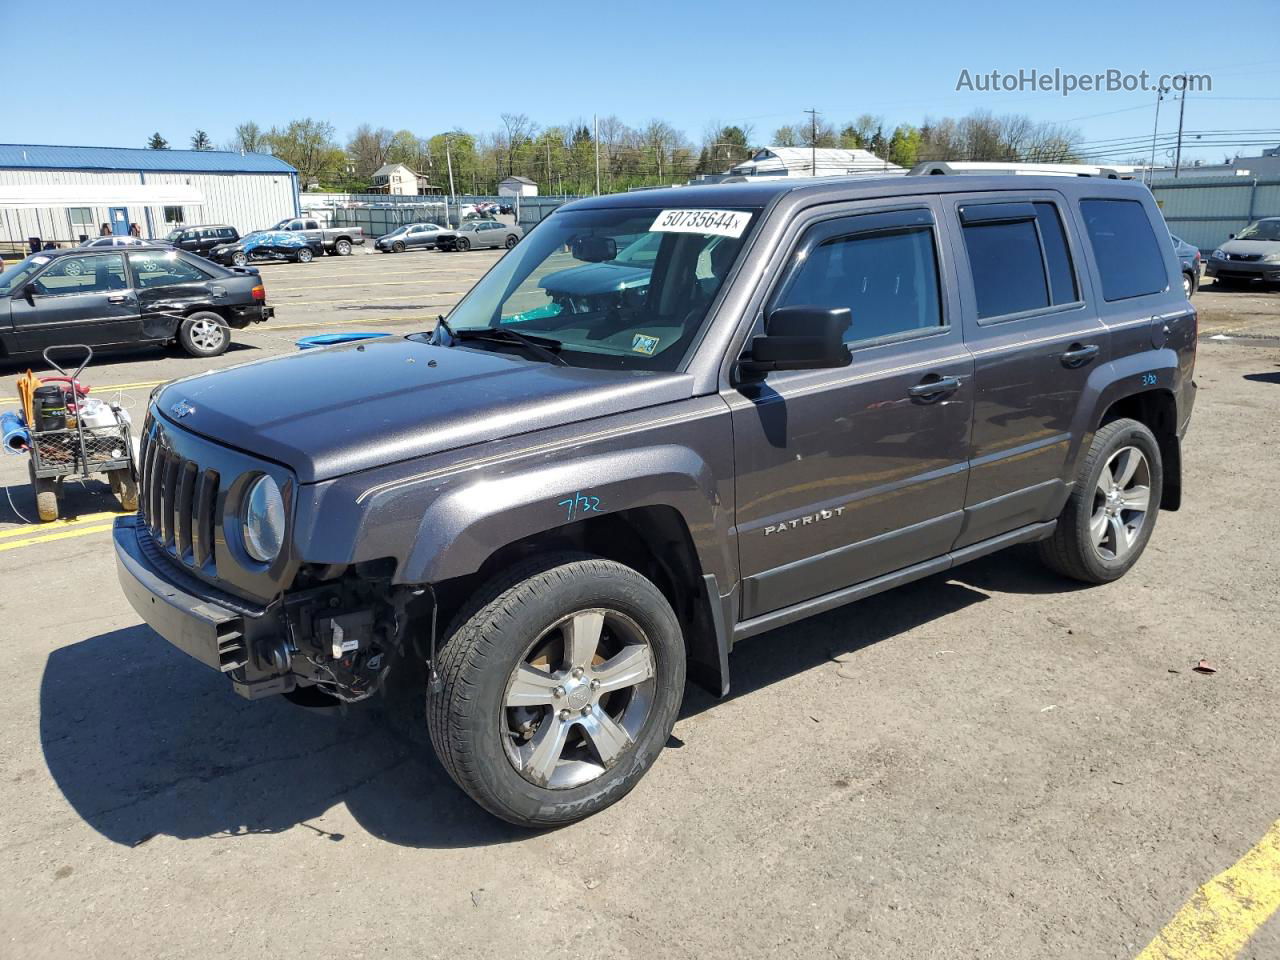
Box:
[804,108,818,177]
[1147,84,1168,185]
[594,114,601,196]
[444,137,457,223]
[1173,75,1188,178]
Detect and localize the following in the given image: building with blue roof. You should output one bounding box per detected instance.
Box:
[0,144,301,250]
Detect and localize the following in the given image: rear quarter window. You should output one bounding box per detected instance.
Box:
[1079,198,1168,301]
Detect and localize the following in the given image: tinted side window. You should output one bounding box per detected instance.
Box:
[776,224,944,346]
[33,254,127,296]
[1034,202,1078,305]
[129,252,210,288]
[962,218,1047,319]
[1080,199,1168,301]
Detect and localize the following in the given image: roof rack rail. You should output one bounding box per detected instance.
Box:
[907,161,1136,180]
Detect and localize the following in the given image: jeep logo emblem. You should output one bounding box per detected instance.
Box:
[170,400,196,419]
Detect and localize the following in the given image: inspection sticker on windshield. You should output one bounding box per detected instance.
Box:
[651,209,752,238]
[632,333,660,355]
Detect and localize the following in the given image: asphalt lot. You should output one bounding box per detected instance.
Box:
[0,249,1278,959]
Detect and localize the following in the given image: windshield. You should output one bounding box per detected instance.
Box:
[433,206,757,371]
[1235,219,1280,241]
[0,255,50,296]
[386,226,409,237]
[165,229,183,241]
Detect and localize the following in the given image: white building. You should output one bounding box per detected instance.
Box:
[0,144,299,249]
[728,146,902,179]
[498,175,538,197]
[371,163,440,195]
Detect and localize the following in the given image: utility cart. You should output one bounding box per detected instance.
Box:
[22,345,138,522]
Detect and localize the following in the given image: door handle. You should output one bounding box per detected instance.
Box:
[1059,343,1099,367]
[908,375,962,398]
[107,295,129,303]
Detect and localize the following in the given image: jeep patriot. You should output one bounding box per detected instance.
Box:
[115,171,1197,826]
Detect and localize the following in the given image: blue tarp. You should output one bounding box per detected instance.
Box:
[1,410,30,455]
[295,332,390,350]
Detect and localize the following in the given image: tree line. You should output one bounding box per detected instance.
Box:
[142,109,1082,195]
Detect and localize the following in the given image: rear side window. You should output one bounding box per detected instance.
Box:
[960,201,1078,320]
[1079,199,1168,301]
[775,219,943,346]
[1080,203,1172,304]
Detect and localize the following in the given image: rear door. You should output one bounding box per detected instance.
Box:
[128,251,217,341]
[11,253,141,351]
[728,199,975,619]
[946,191,1109,546]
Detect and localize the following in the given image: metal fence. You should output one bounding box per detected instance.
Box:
[1148,176,1280,252]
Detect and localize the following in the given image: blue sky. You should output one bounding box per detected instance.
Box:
[6,0,1277,165]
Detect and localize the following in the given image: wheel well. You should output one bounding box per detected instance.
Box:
[1099,389,1181,510]
[432,506,726,694]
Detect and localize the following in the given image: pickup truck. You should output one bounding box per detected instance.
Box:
[116,172,1196,828]
[269,217,364,256]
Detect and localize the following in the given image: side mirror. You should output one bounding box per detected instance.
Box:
[21,282,37,303]
[739,305,852,377]
[571,236,617,263]
[1228,233,1235,239]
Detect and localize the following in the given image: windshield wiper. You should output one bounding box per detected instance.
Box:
[434,315,567,366]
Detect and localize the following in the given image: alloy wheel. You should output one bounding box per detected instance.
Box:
[502,608,656,790]
[1090,445,1151,561]
[189,318,225,352]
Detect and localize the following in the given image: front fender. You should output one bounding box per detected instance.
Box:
[398,444,724,584]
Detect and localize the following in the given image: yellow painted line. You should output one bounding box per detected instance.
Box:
[1,379,165,406]
[270,277,469,293]
[0,522,115,552]
[1135,818,1280,960]
[278,291,463,307]
[0,510,128,539]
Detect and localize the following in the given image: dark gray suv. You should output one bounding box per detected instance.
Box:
[114,172,1197,827]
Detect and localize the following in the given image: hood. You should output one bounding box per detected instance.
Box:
[1218,237,1280,257]
[154,335,693,483]
[540,262,652,297]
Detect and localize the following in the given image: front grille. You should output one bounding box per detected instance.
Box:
[1227,253,1262,262]
[139,419,221,571]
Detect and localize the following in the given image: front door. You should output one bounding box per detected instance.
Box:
[109,207,130,236]
[728,202,974,620]
[12,253,141,352]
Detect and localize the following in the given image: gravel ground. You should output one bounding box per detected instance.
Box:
[0,249,1277,959]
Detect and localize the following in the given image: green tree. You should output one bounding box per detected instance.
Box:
[147,132,169,150]
[264,118,344,189]
[190,130,213,151]
[227,122,264,154]
[887,124,922,168]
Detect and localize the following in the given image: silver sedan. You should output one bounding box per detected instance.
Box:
[436,220,523,252]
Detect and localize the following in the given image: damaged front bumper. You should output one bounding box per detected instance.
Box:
[114,516,405,702]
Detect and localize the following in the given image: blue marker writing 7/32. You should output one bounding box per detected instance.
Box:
[559,492,601,521]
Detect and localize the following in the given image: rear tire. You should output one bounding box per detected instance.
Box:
[428,554,685,827]
[1182,272,1194,298]
[178,311,230,358]
[1038,418,1162,584]
[334,239,353,256]
[29,461,58,523]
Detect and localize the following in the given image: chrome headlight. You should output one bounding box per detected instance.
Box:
[242,474,285,563]
[1262,252,1280,263]
[1211,248,1226,260]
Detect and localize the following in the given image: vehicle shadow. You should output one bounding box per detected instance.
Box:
[1243,371,1280,385]
[0,476,120,524]
[40,551,1065,848]
[0,340,257,378]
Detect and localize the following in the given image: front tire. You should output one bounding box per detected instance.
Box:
[108,468,138,512]
[178,311,230,358]
[428,555,685,827]
[231,251,249,267]
[29,461,58,523]
[455,236,470,252]
[1038,417,1163,584]
[505,235,518,249]
[295,247,314,263]
[392,240,405,253]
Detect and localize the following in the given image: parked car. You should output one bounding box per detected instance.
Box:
[269,217,364,256]
[164,224,240,258]
[0,246,271,358]
[435,220,523,251]
[115,172,1196,828]
[209,231,322,266]
[1205,217,1280,288]
[81,235,154,248]
[375,223,448,253]
[1170,234,1201,297]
